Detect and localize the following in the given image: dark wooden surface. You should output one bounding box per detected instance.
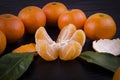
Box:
[0,0,120,80]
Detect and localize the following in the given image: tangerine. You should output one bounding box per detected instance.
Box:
[42,2,68,27]
[84,13,116,40]
[58,9,87,29]
[18,6,46,34]
[0,14,25,43]
[35,24,86,61]
[0,30,6,54]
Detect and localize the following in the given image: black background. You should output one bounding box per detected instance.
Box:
[0,0,120,80]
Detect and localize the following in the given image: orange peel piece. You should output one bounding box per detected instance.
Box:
[93,38,120,56]
[12,43,37,55]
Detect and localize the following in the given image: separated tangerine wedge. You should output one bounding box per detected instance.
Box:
[70,30,86,46]
[57,24,86,46]
[57,24,76,42]
[35,27,54,44]
[36,40,58,61]
[59,40,82,60]
[35,27,58,61]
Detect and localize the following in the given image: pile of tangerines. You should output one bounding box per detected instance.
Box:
[0,2,116,60]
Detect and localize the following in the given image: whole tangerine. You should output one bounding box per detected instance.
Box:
[58,9,87,29]
[84,13,116,40]
[18,6,46,34]
[0,14,25,43]
[42,2,68,27]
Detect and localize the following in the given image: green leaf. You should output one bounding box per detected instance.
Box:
[79,51,120,72]
[0,52,34,80]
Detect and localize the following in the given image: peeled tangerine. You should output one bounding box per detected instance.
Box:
[93,38,120,56]
[35,24,86,61]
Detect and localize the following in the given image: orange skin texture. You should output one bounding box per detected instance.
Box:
[84,13,116,40]
[18,6,46,34]
[58,9,87,29]
[113,67,120,80]
[12,43,37,56]
[12,43,36,53]
[42,2,68,26]
[0,14,25,43]
[0,30,6,54]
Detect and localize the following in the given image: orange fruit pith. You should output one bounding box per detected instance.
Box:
[0,14,25,43]
[58,9,87,29]
[35,24,86,61]
[84,13,116,40]
[0,30,6,54]
[42,2,68,26]
[18,6,46,34]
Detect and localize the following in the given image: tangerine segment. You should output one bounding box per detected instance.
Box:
[35,27,54,44]
[36,40,58,61]
[59,40,82,60]
[57,24,76,42]
[70,29,86,46]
